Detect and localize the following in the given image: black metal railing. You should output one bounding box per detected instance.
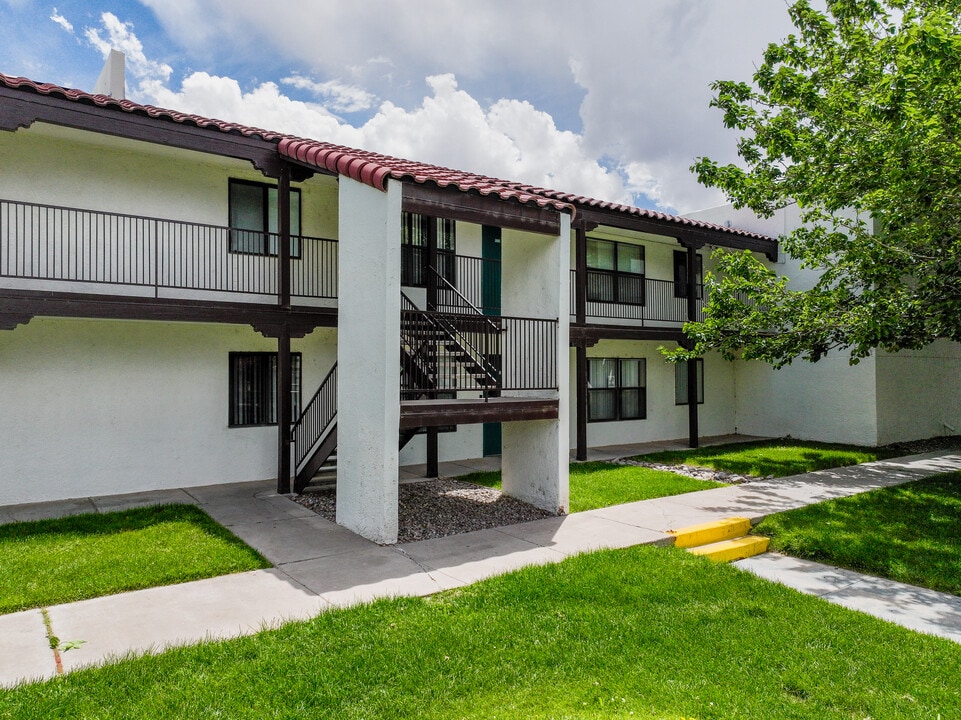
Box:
[400,305,556,398]
[435,255,501,315]
[570,269,705,323]
[292,362,337,469]
[0,199,338,300]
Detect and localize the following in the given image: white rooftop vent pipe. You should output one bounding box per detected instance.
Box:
[92,49,125,100]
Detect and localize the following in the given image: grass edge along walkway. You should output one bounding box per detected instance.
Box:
[637,439,894,478]
[460,461,726,513]
[755,470,961,596]
[0,504,269,614]
[3,544,959,719]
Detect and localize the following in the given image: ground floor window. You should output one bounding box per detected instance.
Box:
[229,352,302,426]
[674,358,704,405]
[588,358,647,421]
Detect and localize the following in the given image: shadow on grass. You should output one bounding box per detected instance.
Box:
[755,472,961,595]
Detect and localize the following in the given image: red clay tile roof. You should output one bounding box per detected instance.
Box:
[279,138,572,212]
[0,71,773,243]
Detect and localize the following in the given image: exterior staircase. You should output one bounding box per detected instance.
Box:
[292,292,501,494]
[667,517,770,562]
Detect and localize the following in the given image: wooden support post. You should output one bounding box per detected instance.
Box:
[425,215,439,477]
[576,344,588,461]
[574,223,589,461]
[277,163,291,309]
[277,327,292,493]
[685,243,699,449]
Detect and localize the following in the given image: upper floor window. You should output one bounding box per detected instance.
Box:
[401,212,456,287]
[673,250,703,299]
[586,238,645,305]
[229,179,301,257]
[588,357,647,422]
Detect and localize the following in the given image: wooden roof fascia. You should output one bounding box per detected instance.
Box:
[0,87,288,178]
[577,207,779,261]
[402,182,564,236]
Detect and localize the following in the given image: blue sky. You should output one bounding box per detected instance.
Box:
[0,0,794,213]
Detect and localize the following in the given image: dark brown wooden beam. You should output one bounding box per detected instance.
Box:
[578,207,778,261]
[403,183,562,236]
[569,323,686,344]
[0,289,336,337]
[278,163,291,308]
[400,398,558,428]
[575,345,588,461]
[277,327,292,494]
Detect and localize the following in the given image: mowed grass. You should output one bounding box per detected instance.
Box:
[638,439,892,478]
[755,471,961,595]
[0,504,269,614]
[460,461,725,512]
[4,545,960,719]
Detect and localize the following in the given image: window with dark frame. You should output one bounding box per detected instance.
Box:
[674,358,705,405]
[400,212,456,288]
[672,249,703,299]
[229,352,302,426]
[228,179,302,257]
[586,238,645,305]
[587,358,647,422]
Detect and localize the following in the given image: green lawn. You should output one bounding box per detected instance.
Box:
[4,545,959,718]
[755,471,961,595]
[460,461,725,512]
[638,439,892,478]
[0,504,269,614]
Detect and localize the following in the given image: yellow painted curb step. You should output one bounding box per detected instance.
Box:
[688,536,770,562]
[666,516,770,563]
[666,517,752,548]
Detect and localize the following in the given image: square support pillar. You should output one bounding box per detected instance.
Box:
[499,213,571,513]
[335,177,402,544]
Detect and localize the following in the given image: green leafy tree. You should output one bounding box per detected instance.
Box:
[680,0,961,367]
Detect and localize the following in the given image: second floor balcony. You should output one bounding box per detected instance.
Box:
[569,269,705,325]
[0,198,338,304]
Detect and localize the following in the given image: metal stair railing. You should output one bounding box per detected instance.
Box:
[292,362,337,471]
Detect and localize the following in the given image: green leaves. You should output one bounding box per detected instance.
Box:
[688,0,961,365]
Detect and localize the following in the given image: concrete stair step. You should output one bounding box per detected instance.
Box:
[667,517,752,548]
[688,535,771,562]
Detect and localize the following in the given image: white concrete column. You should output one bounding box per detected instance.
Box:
[499,213,571,513]
[335,177,402,543]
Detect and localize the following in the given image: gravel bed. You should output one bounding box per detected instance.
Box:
[294,477,554,544]
[881,435,961,455]
[611,457,755,484]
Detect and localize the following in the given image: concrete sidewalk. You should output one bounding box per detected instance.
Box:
[2,449,960,687]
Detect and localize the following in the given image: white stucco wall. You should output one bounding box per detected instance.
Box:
[0,318,336,506]
[732,353,879,446]
[875,340,961,445]
[569,341,736,449]
[0,123,338,237]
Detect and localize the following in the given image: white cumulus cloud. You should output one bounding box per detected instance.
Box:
[50,8,73,34]
[280,75,376,114]
[85,12,171,90]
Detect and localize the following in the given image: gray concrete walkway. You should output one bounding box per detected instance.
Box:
[1,448,960,687]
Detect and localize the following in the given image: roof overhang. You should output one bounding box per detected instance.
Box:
[0,85,289,178]
[577,206,778,261]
